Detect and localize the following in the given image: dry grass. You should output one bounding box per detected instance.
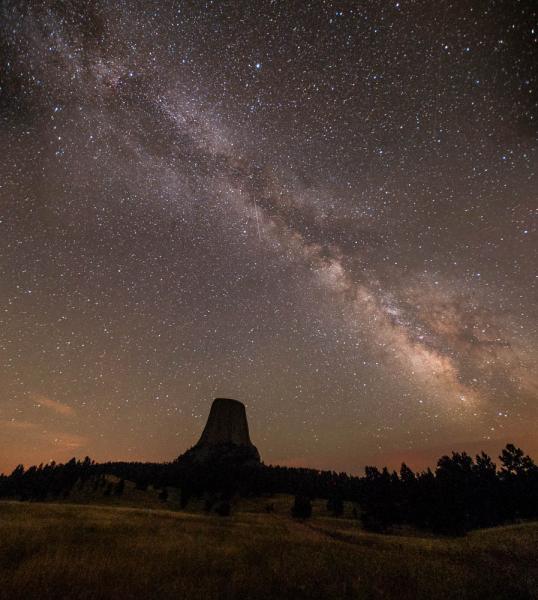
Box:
[0,501,536,599]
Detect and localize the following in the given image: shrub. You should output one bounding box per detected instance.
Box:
[215,501,231,516]
[327,495,344,517]
[291,495,312,519]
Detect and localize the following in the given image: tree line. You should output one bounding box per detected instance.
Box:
[357,444,538,534]
[0,443,536,535]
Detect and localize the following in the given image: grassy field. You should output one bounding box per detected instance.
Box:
[0,500,536,600]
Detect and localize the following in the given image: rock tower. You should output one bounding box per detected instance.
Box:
[197,398,254,447]
[178,398,260,466]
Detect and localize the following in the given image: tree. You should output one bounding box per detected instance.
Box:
[359,466,398,532]
[215,500,231,516]
[431,452,475,535]
[135,480,149,491]
[204,495,216,512]
[291,495,312,519]
[327,494,344,517]
[115,479,125,496]
[471,452,499,527]
[180,486,191,508]
[499,444,538,520]
[499,444,535,477]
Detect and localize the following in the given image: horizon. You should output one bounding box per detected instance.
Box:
[1,393,536,476]
[3,439,536,477]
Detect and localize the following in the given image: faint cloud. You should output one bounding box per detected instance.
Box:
[0,419,39,431]
[0,419,88,473]
[31,393,76,417]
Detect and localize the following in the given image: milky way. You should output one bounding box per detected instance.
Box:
[0,1,536,473]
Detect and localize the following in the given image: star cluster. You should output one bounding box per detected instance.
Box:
[0,0,536,473]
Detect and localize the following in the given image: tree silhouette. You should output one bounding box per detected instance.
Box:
[327,494,344,516]
[291,495,312,519]
[215,500,231,516]
[0,443,536,535]
[115,479,125,496]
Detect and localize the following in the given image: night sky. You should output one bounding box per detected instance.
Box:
[1,0,536,474]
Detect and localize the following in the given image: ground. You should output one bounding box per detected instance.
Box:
[0,499,536,599]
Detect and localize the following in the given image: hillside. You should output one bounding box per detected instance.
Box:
[0,501,536,600]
